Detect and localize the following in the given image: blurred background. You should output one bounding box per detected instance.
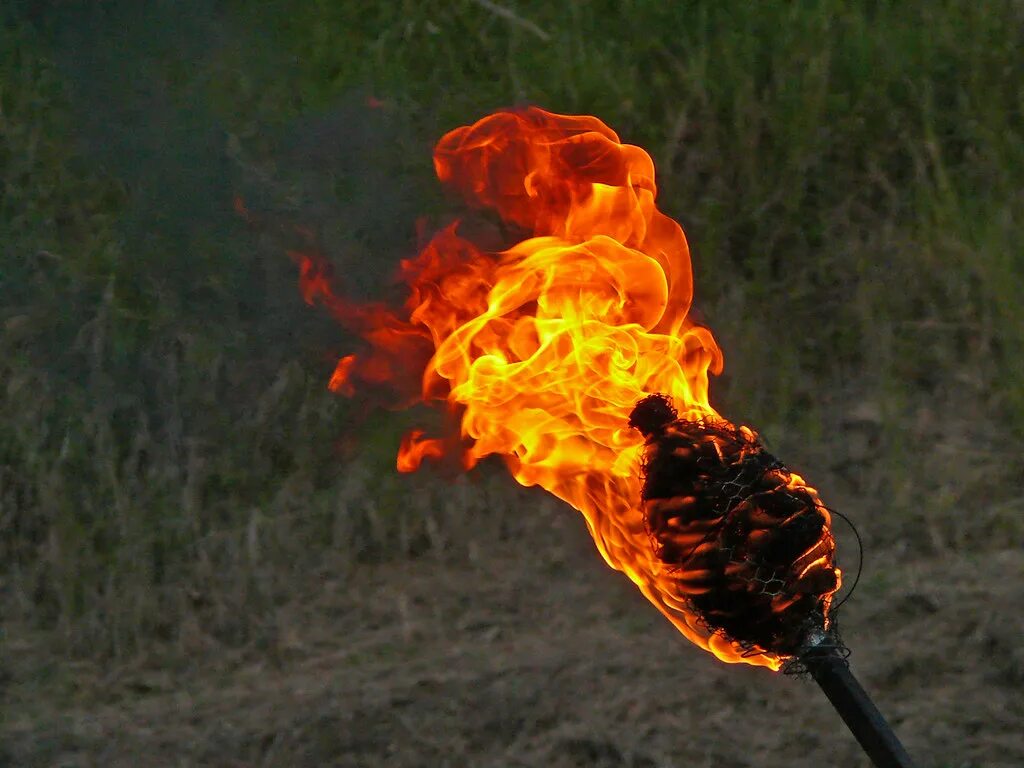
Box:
[2,2,1022,766]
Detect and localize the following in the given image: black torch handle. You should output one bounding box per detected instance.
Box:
[802,645,916,768]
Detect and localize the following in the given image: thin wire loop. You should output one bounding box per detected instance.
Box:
[827,507,864,613]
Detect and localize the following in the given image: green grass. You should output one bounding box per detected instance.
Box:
[2,1,1023,660]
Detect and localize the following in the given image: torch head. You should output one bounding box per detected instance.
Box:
[631,395,841,658]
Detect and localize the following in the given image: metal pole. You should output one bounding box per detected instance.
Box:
[799,632,916,768]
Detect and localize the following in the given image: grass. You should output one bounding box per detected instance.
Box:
[2,0,1023,662]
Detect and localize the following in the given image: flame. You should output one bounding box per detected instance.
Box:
[298,107,830,669]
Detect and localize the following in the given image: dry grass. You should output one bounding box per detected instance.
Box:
[2,3,1024,764]
[6,499,1023,766]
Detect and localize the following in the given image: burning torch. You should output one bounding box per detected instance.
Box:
[295,107,917,768]
[628,394,913,768]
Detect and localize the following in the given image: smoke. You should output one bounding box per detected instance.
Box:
[19,0,438,372]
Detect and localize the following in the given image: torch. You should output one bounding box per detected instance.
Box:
[294,107,918,768]
[629,394,915,768]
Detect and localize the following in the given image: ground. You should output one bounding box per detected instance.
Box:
[6,493,1022,768]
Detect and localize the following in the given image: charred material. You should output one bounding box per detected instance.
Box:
[629,394,840,657]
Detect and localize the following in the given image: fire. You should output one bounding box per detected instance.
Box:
[296,107,839,669]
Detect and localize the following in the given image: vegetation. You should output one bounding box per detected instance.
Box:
[3,0,1022,664]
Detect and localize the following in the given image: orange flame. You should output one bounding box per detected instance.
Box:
[298,107,821,669]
